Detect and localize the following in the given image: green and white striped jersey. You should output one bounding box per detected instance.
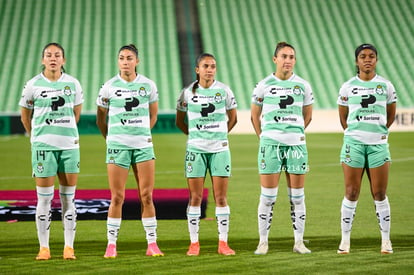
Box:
[19,73,83,150]
[176,80,237,153]
[252,73,314,146]
[96,74,158,149]
[337,74,397,144]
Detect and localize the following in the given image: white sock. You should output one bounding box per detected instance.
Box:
[375,196,391,241]
[36,186,54,248]
[59,185,77,248]
[107,217,121,245]
[187,206,201,243]
[142,217,157,244]
[340,197,358,242]
[216,206,230,242]
[258,186,278,243]
[288,188,306,243]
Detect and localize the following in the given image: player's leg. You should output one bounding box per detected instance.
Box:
[367,144,392,254]
[255,174,279,255]
[210,151,235,255]
[255,143,282,254]
[184,151,207,255]
[338,164,363,253]
[57,149,79,260]
[338,143,365,254]
[58,177,77,260]
[211,176,235,255]
[104,162,129,258]
[32,149,57,260]
[133,156,163,257]
[287,173,311,254]
[186,177,204,256]
[35,177,55,260]
[285,145,310,254]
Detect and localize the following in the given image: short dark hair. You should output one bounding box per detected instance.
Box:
[355,43,377,60]
[274,42,295,57]
[119,44,139,58]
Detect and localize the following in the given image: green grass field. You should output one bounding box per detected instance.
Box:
[0,132,413,274]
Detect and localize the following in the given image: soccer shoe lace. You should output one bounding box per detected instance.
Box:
[337,240,350,254]
[254,241,269,255]
[293,241,311,254]
[218,241,235,256]
[36,247,51,260]
[381,240,393,254]
[186,242,200,256]
[146,242,164,257]
[63,246,76,260]
[104,244,117,259]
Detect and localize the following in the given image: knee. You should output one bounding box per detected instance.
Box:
[189,192,203,206]
[345,187,360,201]
[111,191,125,206]
[215,196,227,207]
[372,192,386,201]
[139,191,154,207]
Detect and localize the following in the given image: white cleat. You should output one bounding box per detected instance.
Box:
[381,240,393,254]
[293,241,311,254]
[254,241,269,255]
[337,240,350,254]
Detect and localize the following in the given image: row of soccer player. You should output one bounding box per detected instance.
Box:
[19,42,396,260]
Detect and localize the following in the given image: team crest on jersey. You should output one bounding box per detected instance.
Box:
[26,100,34,107]
[260,159,266,170]
[139,87,147,97]
[37,162,44,173]
[187,163,193,173]
[293,85,302,95]
[339,96,348,102]
[375,85,384,95]
[63,86,72,96]
[108,157,115,164]
[99,96,109,106]
[214,93,223,103]
[344,154,351,163]
[253,94,263,103]
[180,101,188,108]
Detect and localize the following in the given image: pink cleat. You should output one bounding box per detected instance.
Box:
[218,241,235,256]
[146,242,164,257]
[186,242,200,256]
[104,244,117,259]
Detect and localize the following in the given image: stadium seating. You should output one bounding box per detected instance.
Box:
[0,0,412,113]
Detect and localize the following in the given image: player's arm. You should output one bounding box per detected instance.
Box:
[303,104,312,129]
[386,102,396,128]
[251,103,262,138]
[20,107,32,135]
[96,106,108,138]
[227,108,237,133]
[149,101,158,129]
[73,104,82,123]
[175,110,188,135]
[338,105,348,130]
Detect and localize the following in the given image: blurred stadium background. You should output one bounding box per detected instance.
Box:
[0,0,413,133]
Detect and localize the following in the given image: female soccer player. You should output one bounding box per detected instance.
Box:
[337,44,397,254]
[251,42,314,255]
[96,44,163,258]
[20,42,83,260]
[176,53,238,256]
